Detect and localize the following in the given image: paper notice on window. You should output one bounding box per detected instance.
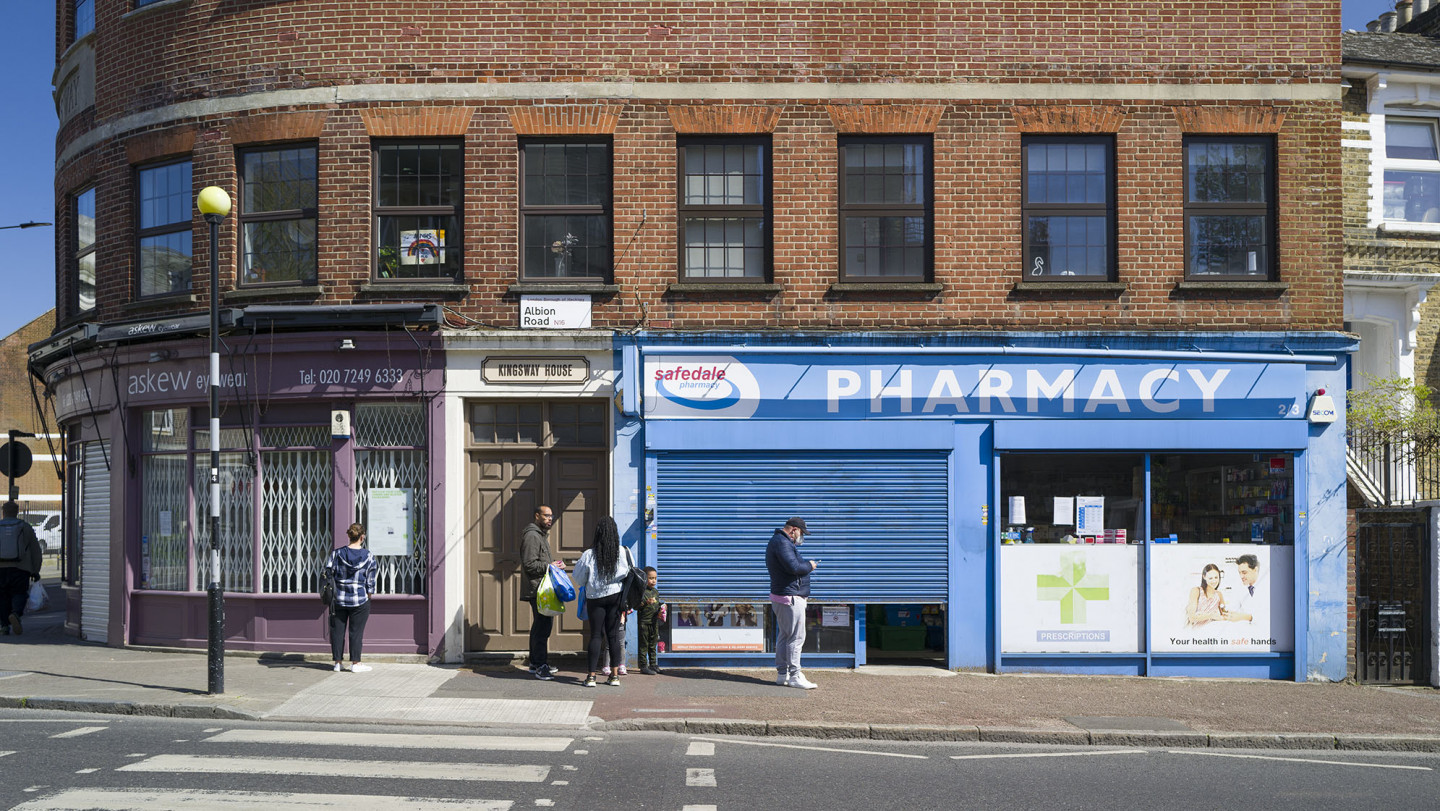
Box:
[1052,497,1074,526]
[367,487,413,556]
[1076,496,1105,534]
[821,606,850,627]
[1007,496,1027,526]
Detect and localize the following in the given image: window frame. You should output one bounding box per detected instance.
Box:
[676,135,773,282]
[1020,135,1117,283]
[71,186,97,316]
[1380,116,1440,226]
[134,158,193,299]
[371,139,464,282]
[237,142,319,288]
[1182,135,1276,280]
[837,134,934,283]
[517,138,614,282]
[71,0,93,45]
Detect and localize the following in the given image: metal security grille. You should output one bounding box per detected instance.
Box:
[80,442,110,644]
[141,454,190,590]
[354,404,427,595]
[193,452,255,593]
[1355,509,1431,685]
[653,450,950,602]
[260,425,333,594]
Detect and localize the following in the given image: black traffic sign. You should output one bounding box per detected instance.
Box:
[0,442,33,478]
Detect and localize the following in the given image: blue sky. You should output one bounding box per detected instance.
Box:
[0,2,1402,338]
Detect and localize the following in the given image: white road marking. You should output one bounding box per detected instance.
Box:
[205,730,573,752]
[951,749,1147,761]
[1170,750,1433,772]
[124,754,145,758]
[583,736,604,741]
[572,749,588,755]
[203,727,223,733]
[561,765,577,771]
[0,751,14,758]
[550,780,568,785]
[49,727,107,739]
[0,720,109,724]
[74,769,98,774]
[10,788,513,809]
[686,768,717,787]
[682,806,719,811]
[535,801,554,807]
[172,739,188,743]
[119,755,549,783]
[694,736,928,760]
[686,741,716,756]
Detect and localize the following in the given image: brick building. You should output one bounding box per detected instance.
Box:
[32,1,1351,679]
[1342,0,1440,687]
[1,309,63,512]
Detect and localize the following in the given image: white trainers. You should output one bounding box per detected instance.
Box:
[332,663,343,672]
[776,673,790,686]
[350,663,373,673]
[788,673,818,690]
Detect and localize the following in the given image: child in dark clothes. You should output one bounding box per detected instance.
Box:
[638,566,665,674]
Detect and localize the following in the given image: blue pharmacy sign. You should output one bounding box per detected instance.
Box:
[643,354,1305,421]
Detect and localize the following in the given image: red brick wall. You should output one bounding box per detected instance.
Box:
[53,2,1342,334]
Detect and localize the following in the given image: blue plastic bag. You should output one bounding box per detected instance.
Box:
[577,586,588,621]
[548,563,577,602]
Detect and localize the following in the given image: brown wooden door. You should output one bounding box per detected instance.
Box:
[465,399,608,652]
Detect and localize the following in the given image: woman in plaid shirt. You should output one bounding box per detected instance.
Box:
[326,523,379,673]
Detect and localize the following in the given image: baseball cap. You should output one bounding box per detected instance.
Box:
[784,516,811,535]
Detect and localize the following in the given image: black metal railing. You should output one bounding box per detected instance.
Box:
[1347,425,1440,505]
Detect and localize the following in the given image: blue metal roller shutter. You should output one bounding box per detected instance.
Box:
[654,450,949,602]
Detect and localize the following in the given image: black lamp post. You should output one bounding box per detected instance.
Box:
[196,186,231,695]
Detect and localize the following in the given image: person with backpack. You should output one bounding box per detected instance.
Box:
[572,516,631,687]
[326,523,378,672]
[0,502,43,636]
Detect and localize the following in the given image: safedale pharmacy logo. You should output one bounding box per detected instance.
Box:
[1037,552,1110,624]
[646,356,760,418]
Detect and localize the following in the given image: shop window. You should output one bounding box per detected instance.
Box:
[549,401,607,446]
[679,137,770,280]
[374,142,462,281]
[71,187,96,315]
[664,602,855,655]
[1150,453,1294,544]
[139,411,342,596]
[519,140,612,280]
[1382,118,1440,224]
[354,403,428,596]
[239,145,318,286]
[1021,136,1114,280]
[260,426,333,594]
[140,409,192,590]
[136,160,193,298]
[468,400,609,447]
[999,453,1143,543]
[1184,136,1274,278]
[839,136,931,282]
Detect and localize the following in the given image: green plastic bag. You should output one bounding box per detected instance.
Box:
[536,570,565,617]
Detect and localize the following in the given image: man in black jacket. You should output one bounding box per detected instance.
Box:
[766,516,818,689]
[520,505,558,679]
[0,502,43,636]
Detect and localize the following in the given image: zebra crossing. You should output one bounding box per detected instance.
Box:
[10,724,582,810]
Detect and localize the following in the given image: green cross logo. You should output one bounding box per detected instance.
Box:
[1037,552,1110,624]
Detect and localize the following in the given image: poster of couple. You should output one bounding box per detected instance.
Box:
[1150,545,1293,653]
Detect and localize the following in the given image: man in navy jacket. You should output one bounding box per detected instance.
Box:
[766,516,818,689]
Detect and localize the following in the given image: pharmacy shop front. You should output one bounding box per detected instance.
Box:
[623,335,1351,681]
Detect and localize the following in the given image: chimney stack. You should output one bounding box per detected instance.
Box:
[1368,19,1382,31]
[1399,1,1414,25]
[1419,0,1433,16]
[1381,11,1399,31]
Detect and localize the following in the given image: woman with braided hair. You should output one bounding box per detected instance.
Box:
[572,516,631,687]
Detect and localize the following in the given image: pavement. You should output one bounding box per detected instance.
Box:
[3,571,1440,751]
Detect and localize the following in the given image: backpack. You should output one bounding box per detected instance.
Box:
[619,547,647,611]
[0,520,22,562]
[319,555,337,606]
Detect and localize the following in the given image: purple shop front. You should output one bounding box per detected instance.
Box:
[47,330,446,656]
